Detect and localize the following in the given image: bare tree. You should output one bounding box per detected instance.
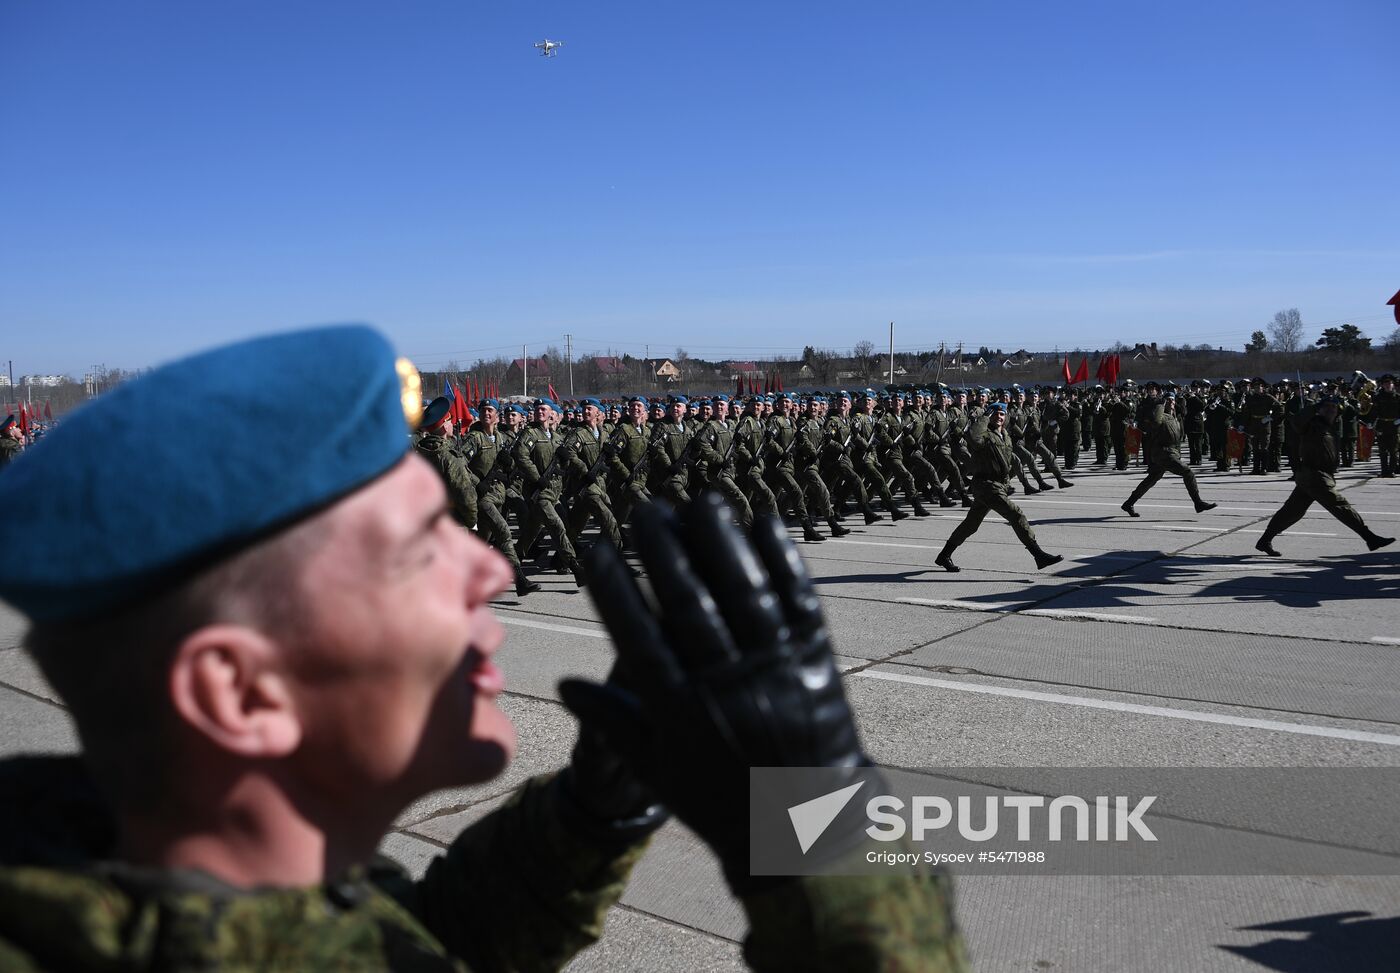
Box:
[851,340,876,380]
[1268,308,1305,353]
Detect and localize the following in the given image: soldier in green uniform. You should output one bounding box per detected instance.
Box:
[1003,387,1044,494]
[1058,388,1082,470]
[821,391,884,524]
[514,399,585,584]
[735,395,780,519]
[1205,383,1235,472]
[0,416,23,469]
[903,391,956,507]
[1089,386,1111,466]
[1183,382,1208,466]
[876,393,931,518]
[935,403,1063,573]
[764,394,826,542]
[930,388,973,504]
[1242,377,1276,475]
[796,396,850,536]
[1338,388,1359,467]
[693,394,754,530]
[559,397,623,552]
[1256,394,1395,556]
[608,396,654,532]
[852,391,905,520]
[415,396,479,530]
[0,327,967,973]
[649,394,695,507]
[1108,386,1133,470]
[1028,387,1074,489]
[1370,373,1399,476]
[1121,392,1217,518]
[463,397,538,597]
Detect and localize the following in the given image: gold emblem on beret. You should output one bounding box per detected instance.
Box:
[396,357,423,429]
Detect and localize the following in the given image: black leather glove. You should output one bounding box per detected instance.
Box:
[560,662,670,845]
[559,493,867,889]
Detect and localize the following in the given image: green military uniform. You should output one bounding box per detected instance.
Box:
[1122,400,1211,514]
[693,417,754,529]
[1204,390,1234,472]
[876,406,928,517]
[1338,394,1358,467]
[608,420,653,527]
[851,408,901,518]
[416,433,478,530]
[0,755,969,971]
[1004,402,1045,494]
[1371,386,1399,476]
[820,412,880,523]
[560,424,622,549]
[462,423,523,572]
[649,417,694,506]
[1027,398,1071,487]
[927,404,970,502]
[1183,390,1207,465]
[763,413,818,528]
[1108,394,1132,470]
[900,407,949,504]
[937,412,1057,570]
[795,413,843,535]
[513,422,580,574]
[1258,410,1389,552]
[1089,392,1111,466]
[734,410,779,518]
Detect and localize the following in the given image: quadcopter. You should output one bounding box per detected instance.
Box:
[533,39,564,58]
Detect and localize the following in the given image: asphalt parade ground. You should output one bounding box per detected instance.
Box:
[2,460,1398,971]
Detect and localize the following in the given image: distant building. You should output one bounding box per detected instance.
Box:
[646,359,681,383]
[23,375,66,388]
[591,356,627,376]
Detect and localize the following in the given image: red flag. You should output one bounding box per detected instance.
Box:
[1094,356,1107,381]
[1062,355,1072,384]
[44,401,53,420]
[18,404,28,437]
[736,373,743,396]
[763,372,770,394]
[547,383,557,402]
[777,371,784,393]
[1072,357,1089,385]
[1109,353,1121,385]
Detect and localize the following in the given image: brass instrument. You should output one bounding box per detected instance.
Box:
[1352,371,1377,415]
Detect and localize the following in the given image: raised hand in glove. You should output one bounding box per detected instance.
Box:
[558,493,867,889]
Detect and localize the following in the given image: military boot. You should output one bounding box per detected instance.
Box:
[1364,531,1396,552]
[802,517,825,542]
[1255,535,1281,556]
[1030,546,1063,570]
[514,566,542,597]
[1055,476,1074,489]
[863,503,884,525]
[935,545,960,572]
[891,508,910,522]
[828,516,851,537]
[912,501,933,517]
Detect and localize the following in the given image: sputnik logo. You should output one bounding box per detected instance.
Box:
[787,781,865,854]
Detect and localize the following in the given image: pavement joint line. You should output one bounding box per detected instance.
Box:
[1022,608,1158,624]
[497,614,607,639]
[613,902,743,946]
[855,669,1400,746]
[0,679,66,712]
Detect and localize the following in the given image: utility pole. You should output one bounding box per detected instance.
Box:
[522,345,528,398]
[888,322,895,386]
[565,333,574,396]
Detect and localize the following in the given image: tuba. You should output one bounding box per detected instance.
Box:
[1352,371,1376,414]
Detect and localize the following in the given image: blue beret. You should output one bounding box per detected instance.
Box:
[509,403,529,416]
[837,390,851,400]
[667,394,689,405]
[0,325,412,622]
[579,397,601,409]
[536,398,559,411]
[714,394,729,403]
[988,402,1007,413]
[420,396,452,431]
[478,397,500,412]
[625,395,646,406]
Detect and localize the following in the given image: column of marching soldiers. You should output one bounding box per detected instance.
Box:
[411,372,1400,595]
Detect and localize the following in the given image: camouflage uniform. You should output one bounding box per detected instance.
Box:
[560,425,622,549]
[462,423,522,571]
[608,421,652,527]
[693,416,754,529]
[0,438,21,470]
[938,414,1047,563]
[513,422,579,572]
[734,411,779,518]
[416,433,478,530]
[648,417,694,507]
[1123,401,1209,510]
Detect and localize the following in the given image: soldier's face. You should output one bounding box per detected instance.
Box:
[629,401,646,423]
[715,402,729,420]
[583,404,601,425]
[285,455,515,804]
[480,406,498,431]
[669,403,686,422]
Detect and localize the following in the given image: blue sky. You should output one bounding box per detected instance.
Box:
[2,0,1397,377]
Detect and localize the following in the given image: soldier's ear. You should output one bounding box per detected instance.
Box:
[168,626,302,759]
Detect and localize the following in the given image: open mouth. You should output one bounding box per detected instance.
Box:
[462,645,506,697]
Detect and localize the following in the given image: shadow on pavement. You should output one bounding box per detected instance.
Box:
[1219,910,1400,972]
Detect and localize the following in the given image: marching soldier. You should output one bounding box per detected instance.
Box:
[1256,394,1395,555]
[608,395,654,531]
[764,394,826,542]
[822,391,884,524]
[1121,391,1217,518]
[1370,373,1399,476]
[559,397,623,552]
[1008,386,1051,493]
[796,396,850,537]
[1109,386,1133,470]
[464,397,539,596]
[415,396,478,531]
[1029,387,1075,489]
[1243,377,1277,475]
[693,395,754,530]
[935,403,1064,573]
[1183,382,1208,465]
[877,393,931,518]
[514,399,585,584]
[649,394,695,506]
[853,391,905,520]
[734,395,780,519]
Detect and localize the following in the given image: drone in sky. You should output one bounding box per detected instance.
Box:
[533,39,564,58]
